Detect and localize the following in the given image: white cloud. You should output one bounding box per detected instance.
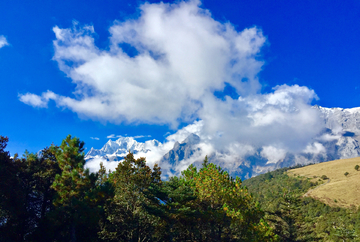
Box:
[18,91,56,108]
[133,135,151,139]
[106,134,124,139]
[20,0,326,170]
[166,120,203,143]
[90,137,99,140]
[318,133,340,142]
[20,0,265,127]
[0,35,8,48]
[303,142,326,155]
[261,146,287,164]
[85,157,119,173]
[199,84,324,152]
[106,134,150,139]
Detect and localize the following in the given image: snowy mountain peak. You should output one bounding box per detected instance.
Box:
[315,105,360,135]
[144,139,162,148]
[85,136,160,162]
[86,105,360,180]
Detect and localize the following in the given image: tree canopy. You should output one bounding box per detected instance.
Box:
[2,134,360,241]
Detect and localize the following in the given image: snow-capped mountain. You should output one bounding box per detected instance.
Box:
[85,137,161,162]
[314,105,360,158]
[315,105,360,134]
[85,106,360,179]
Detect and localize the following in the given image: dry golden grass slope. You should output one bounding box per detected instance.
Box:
[288,157,360,208]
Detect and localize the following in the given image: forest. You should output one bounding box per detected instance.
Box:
[1,135,359,241]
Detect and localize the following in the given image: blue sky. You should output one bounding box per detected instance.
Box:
[1,0,360,156]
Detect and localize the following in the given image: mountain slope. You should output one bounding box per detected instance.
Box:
[288,156,360,208]
[243,164,360,241]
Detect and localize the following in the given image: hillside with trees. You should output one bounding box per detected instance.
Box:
[0,135,276,241]
[243,167,360,241]
[1,135,360,241]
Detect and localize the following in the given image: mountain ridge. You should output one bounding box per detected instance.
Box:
[85,105,360,179]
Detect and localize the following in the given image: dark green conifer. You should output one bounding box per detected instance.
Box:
[51,135,99,242]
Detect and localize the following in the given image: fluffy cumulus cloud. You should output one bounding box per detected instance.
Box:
[85,157,119,173]
[303,142,326,155]
[20,0,325,170]
[200,84,324,152]
[0,35,8,48]
[261,146,287,164]
[19,0,265,127]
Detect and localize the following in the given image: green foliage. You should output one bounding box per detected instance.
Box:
[244,167,360,241]
[0,136,62,241]
[202,155,209,168]
[144,156,278,241]
[344,171,349,177]
[99,152,163,241]
[321,175,328,180]
[4,134,360,242]
[179,163,278,241]
[50,135,113,242]
[146,175,200,241]
[355,165,359,171]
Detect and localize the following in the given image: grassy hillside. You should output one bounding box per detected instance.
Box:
[288,157,360,208]
[243,164,360,241]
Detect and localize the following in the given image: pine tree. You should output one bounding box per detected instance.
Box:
[182,161,278,241]
[202,155,209,168]
[0,138,62,241]
[99,152,163,242]
[0,136,25,242]
[145,175,199,241]
[51,135,99,242]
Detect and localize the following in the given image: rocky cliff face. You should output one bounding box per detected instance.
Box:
[85,106,360,179]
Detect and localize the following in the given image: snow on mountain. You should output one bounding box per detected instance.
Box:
[85,137,161,162]
[315,105,360,134]
[85,106,360,180]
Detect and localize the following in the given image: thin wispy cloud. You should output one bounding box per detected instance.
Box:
[0,35,8,48]
[106,134,127,139]
[106,134,151,139]
[90,137,100,140]
[133,135,151,139]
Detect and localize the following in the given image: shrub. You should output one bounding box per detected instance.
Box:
[321,175,328,180]
[355,165,359,171]
[344,172,349,177]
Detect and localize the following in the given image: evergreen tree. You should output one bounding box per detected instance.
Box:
[99,152,163,242]
[51,135,101,242]
[202,155,209,168]
[0,136,25,242]
[181,162,278,241]
[0,137,61,241]
[145,175,199,241]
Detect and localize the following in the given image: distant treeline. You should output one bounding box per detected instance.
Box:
[1,135,360,242]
